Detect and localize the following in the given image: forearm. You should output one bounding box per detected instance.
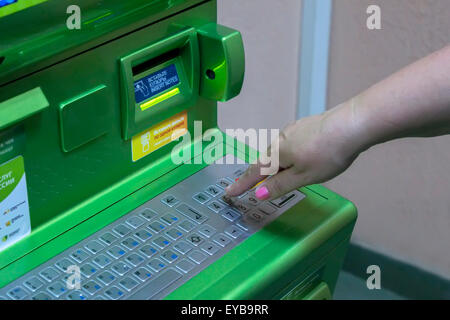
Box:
[331,45,450,154]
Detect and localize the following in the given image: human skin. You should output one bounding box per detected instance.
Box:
[225,44,450,201]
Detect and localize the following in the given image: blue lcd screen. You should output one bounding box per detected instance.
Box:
[134,64,180,104]
[0,0,17,8]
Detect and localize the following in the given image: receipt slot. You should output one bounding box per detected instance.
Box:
[120,24,245,140]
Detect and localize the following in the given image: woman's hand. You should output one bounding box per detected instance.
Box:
[225,102,365,200]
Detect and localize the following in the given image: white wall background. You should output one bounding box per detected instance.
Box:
[325,0,450,279]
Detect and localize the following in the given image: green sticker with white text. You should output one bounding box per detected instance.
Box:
[0,156,31,251]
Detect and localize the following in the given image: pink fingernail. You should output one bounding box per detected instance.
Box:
[255,186,270,200]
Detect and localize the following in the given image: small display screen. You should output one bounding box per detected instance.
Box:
[0,0,18,8]
[134,64,180,104]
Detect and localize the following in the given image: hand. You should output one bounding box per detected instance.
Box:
[225,104,364,200]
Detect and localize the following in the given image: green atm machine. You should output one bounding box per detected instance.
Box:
[0,0,357,300]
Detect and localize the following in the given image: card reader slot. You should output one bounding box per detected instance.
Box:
[132,49,180,76]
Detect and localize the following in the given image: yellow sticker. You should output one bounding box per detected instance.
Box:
[131,111,188,162]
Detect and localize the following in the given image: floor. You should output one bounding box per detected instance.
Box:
[333,271,405,300]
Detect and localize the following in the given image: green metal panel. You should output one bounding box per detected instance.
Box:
[0,87,49,131]
[59,85,110,152]
[0,0,207,85]
[0,0,218,270]
[0,0,48,18]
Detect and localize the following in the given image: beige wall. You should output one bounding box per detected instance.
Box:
[217,0,301,134]
[217,0,450,279]
[326,0,450,279]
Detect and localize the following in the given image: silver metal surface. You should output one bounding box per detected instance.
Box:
[0,156,305,300]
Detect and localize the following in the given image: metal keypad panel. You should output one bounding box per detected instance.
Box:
[0,156,305,300]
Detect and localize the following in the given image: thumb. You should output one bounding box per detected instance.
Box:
[254,167,302,201]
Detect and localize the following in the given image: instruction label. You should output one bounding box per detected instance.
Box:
[131,111,188,162]
[0,156,31,251]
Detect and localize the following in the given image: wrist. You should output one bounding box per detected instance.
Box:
[321,96,372,159]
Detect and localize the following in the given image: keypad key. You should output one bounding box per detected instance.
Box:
[107,245,126,259]
[197,224,216,238]
[188,250,207,264]
[234,202,251,213]
[246,211,265,223]
[258,203,277,215]
[40,267,60,282]
[193,192,211,204]
[270,192,304,207]
[148,221,166,233]
[244,194,260,206]
[93,295,105,300]
[176,259,195,273]
[161,213,179,225]
[212,233,232,247]
[148,259,166,272]
[80,263,98,278]
[62,273,81,290]
[207,201,225,213]
[178,220,195,232]
[133,267,152,282]
[70,248,90,263]
[111,262,131,276]
[85,240,105,254]
[126,253,145,267]
[161,195,179,207]
[92,254,112,268]
[97,271,116,285]
[23,276,44,292]
[126,216,145,228]
[139,209,158,221]
[113,224,131,237]
[153,236,170,249]
[121,237,140,250]
[99,232,118,245]
[236,221,250,231]
[166,228,183,240]
[217,178,232,189]
[176,204,208,224]
[104,286,125,300]
[205,185,222,197]
[66,290,87,300]
[82,280,102,295]
[7,286,28,300]
[32,292,52,300]
[119,276,139,291]
[54,258,74,272]
[134,229,152,241]
[220,208,241,222]
[139,245,158,258]
[186,233,204,246]
[200,242,220,255]
[173,241,192,255]
[161,250,179,263]
[47,281,67,298]
[225,225,244,239]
